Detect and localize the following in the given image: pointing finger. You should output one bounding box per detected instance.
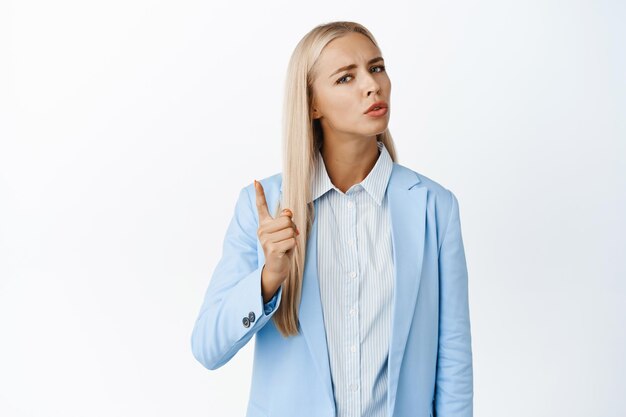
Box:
[254,180,271,222]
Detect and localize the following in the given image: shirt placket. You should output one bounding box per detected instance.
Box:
[344,188,361,417]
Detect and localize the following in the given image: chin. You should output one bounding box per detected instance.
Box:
[370,122,390,136]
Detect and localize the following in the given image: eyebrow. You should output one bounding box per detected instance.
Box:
[329,56,385,78]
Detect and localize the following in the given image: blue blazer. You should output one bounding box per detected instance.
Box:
[191,162,473,417]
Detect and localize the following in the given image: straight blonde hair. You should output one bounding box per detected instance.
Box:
[272,21,398,337]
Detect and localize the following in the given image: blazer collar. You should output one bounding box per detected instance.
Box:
[290,162,427,417]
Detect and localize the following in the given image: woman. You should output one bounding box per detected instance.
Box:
[191,21,473,417]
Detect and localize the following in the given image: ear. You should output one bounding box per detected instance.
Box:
[311,106,322,120]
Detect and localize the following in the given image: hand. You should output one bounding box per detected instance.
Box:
[254,180,299,302]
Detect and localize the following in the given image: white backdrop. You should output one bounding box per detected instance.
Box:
[1,1,625,416]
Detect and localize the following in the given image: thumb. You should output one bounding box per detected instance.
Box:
[253,180,272,222]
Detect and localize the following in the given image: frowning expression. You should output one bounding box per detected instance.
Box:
[310,32,391,139]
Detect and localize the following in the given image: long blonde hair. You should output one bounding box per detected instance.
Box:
[272,21,399,337]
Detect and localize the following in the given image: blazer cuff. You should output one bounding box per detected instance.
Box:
[263,284,282,316]
[234,264,283,335]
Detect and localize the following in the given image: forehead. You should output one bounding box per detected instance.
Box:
[316,32,381,72]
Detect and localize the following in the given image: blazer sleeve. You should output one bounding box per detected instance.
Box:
[190,185,283,371]
[434,190,474,417]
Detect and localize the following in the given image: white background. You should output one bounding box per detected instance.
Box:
[1,1,625,416]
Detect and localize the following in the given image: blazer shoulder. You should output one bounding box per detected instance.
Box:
[394,162,459,236]
[240,172,282,195]
[239,172,283,220]
[394,162,455,199]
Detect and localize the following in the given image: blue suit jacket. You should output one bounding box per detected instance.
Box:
[191,162,473,417]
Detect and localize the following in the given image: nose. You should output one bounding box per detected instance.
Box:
[363,72,381,96]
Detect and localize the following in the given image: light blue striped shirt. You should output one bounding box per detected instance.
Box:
[312,140,394,417]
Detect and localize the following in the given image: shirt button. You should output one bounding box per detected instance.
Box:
[351,345,356,353]
[350,383,359,392]
[349,308,356,316]
[347,238,354,246]
[347,201,354,209]
[349,271,357,279]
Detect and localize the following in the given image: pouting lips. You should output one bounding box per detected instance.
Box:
[365,102,388,113]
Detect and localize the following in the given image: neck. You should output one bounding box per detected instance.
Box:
[319,136,380,194]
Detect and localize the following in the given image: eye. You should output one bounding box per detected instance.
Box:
[336,74,353,84]
[335,65,386,85]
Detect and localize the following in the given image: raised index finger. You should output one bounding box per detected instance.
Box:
[253,180,271,222]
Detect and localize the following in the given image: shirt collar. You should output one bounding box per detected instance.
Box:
[310,140,393,206]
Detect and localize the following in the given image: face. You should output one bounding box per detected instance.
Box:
[310,32,391,141]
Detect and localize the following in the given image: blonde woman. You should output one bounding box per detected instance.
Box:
[191,21,473,417]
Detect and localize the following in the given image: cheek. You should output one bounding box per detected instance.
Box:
[323,91,359,121]
[378,76,391,93]
[326,103,359,130]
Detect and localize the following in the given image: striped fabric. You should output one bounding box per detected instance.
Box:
[311,140,394,417]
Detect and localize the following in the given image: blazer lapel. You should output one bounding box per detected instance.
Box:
[298,197,336,411]
[386,164,427,417]
[280,163,426,417]
[277,181,335,411]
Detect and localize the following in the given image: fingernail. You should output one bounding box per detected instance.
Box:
[296,228,300,235]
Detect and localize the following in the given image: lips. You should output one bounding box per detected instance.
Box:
[365,101,388,114]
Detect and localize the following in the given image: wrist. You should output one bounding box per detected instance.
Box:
[261,265,282,303]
